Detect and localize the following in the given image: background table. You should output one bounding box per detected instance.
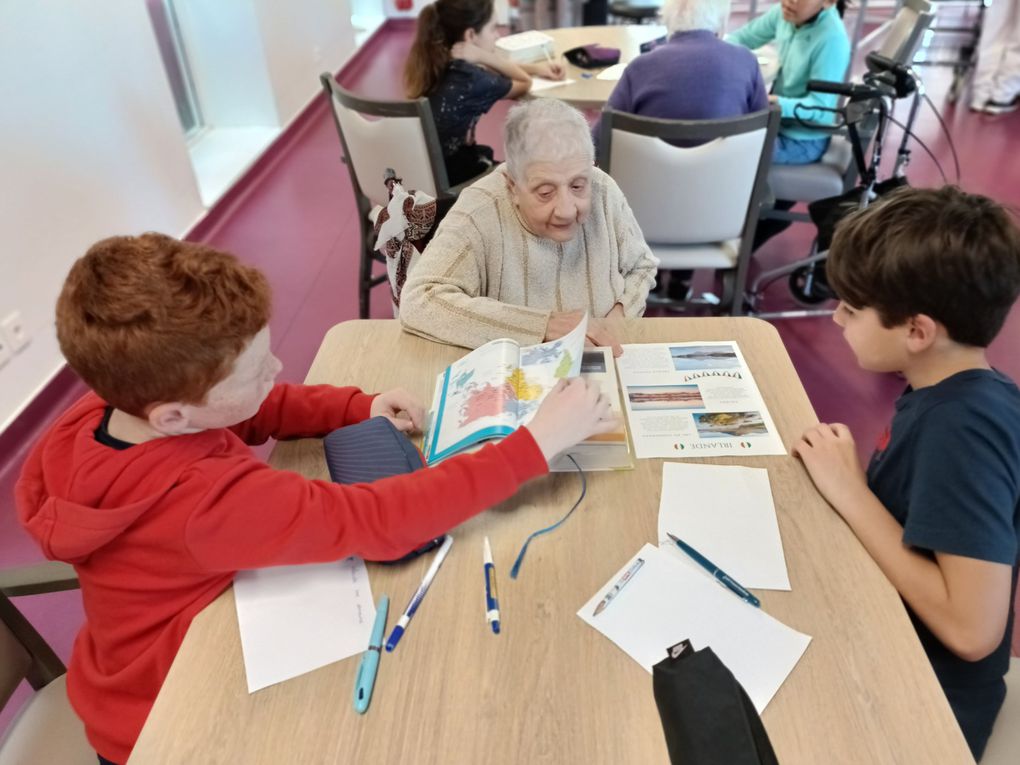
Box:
[533,27,780,109]
[129,318,973,764]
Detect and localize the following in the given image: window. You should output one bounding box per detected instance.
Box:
[146,0,204,140]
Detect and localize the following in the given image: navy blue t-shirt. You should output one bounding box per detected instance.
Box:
[429,60,511,160]
[867,369,1020,757]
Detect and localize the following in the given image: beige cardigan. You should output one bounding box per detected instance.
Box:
[399,166,658,349]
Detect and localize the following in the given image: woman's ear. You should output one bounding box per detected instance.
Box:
[463,27,477,44]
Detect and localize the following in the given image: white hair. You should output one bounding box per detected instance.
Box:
[663,0,731,35]
[504,98,594,181]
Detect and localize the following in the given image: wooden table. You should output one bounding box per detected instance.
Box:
[533,26,780,109]
[129,319,973,764]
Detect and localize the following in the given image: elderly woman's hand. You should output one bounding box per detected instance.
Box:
[545,309,624,357]
[585,319,623,358]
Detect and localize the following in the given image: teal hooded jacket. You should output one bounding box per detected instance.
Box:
[727,5,851,140]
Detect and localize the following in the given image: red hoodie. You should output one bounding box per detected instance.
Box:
[15,383,547,763]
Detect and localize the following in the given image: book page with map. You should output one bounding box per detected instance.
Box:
[424,316,588,464]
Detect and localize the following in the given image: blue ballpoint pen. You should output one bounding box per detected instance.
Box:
[353,595,389,714]
[385,535,454,651]
[666,532,761,608]
[483,536,501,634]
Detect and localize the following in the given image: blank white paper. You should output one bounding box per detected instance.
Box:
[658,462,790,590]
[578,544,811,713]
[234,558,375,693]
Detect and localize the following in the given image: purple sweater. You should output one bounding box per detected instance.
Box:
[597,30,767,141]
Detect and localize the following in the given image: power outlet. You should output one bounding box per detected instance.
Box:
[1,311,29,353]
[0,333,11,369]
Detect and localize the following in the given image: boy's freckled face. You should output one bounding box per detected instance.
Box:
[183,327,282,429]
[833,302,909,373]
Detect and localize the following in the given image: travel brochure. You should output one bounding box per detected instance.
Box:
[615,342,786,459]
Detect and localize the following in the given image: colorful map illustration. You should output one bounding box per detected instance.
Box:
[426,316,587,463]
[458,366,551,427]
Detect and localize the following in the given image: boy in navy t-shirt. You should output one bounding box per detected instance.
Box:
[793,186,1020,760]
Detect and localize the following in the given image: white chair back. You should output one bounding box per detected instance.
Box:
[328,94,439,208]
[609,129,767,244]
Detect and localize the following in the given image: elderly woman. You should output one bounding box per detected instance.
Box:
[399,98,657,353]
[598,0,766,130]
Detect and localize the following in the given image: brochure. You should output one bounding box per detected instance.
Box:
[615,341,786,458]
[423,316,587,464]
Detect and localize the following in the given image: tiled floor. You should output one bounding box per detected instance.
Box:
[3,16,1020,736]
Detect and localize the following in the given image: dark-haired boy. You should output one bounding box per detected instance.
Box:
[16,233,614,765]
[793,186,1020,760]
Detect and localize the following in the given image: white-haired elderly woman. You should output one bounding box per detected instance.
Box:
[598,0,766,130]
[400,98,657,355]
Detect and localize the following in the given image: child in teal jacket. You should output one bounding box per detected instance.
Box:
[727,0,851,164]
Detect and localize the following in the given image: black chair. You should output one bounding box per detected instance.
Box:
[608,2,660,24]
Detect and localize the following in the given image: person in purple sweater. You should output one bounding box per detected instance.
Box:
[595,0,767,299]
[601,0,767,126]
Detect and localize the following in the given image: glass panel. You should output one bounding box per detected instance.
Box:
[146,0,203,138]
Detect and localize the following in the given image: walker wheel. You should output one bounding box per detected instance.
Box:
[789,265,834,305]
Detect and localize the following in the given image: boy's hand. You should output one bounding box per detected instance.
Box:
[792,423,869,514]
[525,378,618,463]
[371,388,425,433]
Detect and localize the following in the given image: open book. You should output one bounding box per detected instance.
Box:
[549,346,633,472]
[423,316,588,464]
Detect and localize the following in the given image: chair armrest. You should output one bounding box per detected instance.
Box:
[778,117,846,135]
[0,561,79,597]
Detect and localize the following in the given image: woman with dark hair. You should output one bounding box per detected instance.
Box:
[404,0,564,185]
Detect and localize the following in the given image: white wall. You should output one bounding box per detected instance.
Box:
[0,0,204,432]
[0,0,356,433]
[254,0,357,123]
[175,0,279,127]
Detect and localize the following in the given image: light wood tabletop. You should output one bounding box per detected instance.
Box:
[530,26,780,109]
[129,318,973,765]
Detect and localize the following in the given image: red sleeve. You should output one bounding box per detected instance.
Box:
[183,427,548,569]
[228,383,377,445]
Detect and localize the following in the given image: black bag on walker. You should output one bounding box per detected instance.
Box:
[653,644,779,765]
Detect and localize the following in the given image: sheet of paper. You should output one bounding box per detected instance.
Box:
[578,544,811,713]
[596,63,627,81]
[529,76,575,91]
[616,341,786,458]
[234,558,375,693]
[657,462,790,590]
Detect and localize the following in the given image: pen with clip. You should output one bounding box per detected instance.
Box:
[666,532,761,608]
[593,556,644,616]
[385,535,454,651]
[483,536,500,634]
[353,595,388,714]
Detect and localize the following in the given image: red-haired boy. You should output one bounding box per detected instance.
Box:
[16,233,613,764]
